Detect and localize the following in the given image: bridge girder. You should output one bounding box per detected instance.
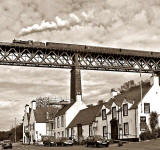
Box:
[0,42,160,73]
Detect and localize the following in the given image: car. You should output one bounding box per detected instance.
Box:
[85,135,109,147]
[55,137,73,146]
[42,136,56,147]
[0,141,3,145]
[2,140,12,149]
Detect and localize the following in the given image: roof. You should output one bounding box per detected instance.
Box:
[67,104,103,128]
[34,106,59,123]
[107,81,152,109]
[55,102,74,117]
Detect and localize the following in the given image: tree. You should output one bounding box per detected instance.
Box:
[150,111,158,133]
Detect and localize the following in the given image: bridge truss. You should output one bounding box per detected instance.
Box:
[0,42,160,73]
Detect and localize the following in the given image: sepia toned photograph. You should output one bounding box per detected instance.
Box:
[0,0,160,150]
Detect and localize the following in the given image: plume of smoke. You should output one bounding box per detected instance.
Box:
[70,13,80,23]
[20,20,57,35]
[19,11,94,36]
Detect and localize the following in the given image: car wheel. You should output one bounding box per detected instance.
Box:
[105,143,109,147]
[94,143,97,147]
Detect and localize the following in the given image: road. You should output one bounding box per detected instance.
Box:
[4,139,160,150]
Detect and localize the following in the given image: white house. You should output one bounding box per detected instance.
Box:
[53,95,87,138]
[106,74,160,141]
[23,104,31,144]
[67,74,160,142]
[27,100,59,143]
[67,102,110,141]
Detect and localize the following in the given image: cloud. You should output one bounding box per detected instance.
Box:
[0,0,160,130]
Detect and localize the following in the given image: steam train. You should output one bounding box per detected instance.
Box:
[12,39,82,50]
[12,39,45,46]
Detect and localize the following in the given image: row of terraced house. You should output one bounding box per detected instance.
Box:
[23,74,160,144]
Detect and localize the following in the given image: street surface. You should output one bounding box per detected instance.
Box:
[3,139,160,150]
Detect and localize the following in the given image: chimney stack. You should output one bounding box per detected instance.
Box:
[25,104,29,113]
[111,88,119,98]
[31,100,36,110]
[150,74,159,86]
[76,95,82,102]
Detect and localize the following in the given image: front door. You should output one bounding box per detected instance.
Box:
[110,119,118,140]
[77,124,82,141]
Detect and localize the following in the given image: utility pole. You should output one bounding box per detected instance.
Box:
[15,117,16,143]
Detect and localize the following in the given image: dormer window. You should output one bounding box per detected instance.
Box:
[112,107,116,119]
[102,109,106,120]
[123,104,128,116]
[144,103,150,113]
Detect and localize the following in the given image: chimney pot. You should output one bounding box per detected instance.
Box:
[31,100,36,110]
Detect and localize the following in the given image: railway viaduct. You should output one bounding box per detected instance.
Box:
[0,41,160,101]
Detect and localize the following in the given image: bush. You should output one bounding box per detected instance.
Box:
[154,127,160,138]
[140,131,156,141]
[150,112,158,132]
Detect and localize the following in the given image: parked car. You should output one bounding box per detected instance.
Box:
[84,135,109,147]
[0,141,3,145]
[2,140,12,149]
[42,136,56,147]
[55,137,73,146]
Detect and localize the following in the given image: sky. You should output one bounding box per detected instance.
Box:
[0,0,160,130]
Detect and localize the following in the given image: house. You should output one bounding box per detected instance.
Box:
[106,74,160,141]
[27,100,59,144]
[67,74,160,142]
[67,102,110,141]
[23,104,31,144]
[53,95,87,138]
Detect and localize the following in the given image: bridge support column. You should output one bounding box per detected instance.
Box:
[70,54,82,102]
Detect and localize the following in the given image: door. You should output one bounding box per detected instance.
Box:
[110,119,118,140]
[77,124,82,141]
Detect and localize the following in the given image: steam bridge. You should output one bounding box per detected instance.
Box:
[0,40,160,101]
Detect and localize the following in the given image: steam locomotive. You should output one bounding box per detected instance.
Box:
[12,39,45,46]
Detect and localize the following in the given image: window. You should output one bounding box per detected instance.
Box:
[46,112,49,119]
[124,123,129,135]
[89,125,93,137]
[61,115,64,127]
[123,104,128,116]
[57,117,60,128]
[112,107,116,119]
[54,119,56,129]
[51,123,53,130]
[57,132,60,137]
[140,116,147,131]
[102,109,106,120]
[66,129,69,138]
[62,131,64,137]
[103,126,107,137]
[144,103,150,113]
[71,128,74,138]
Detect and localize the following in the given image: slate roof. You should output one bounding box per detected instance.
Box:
[107,81,152,109]
[67,104,104,128]
[34,106,59,123]
[55,102,74,117]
